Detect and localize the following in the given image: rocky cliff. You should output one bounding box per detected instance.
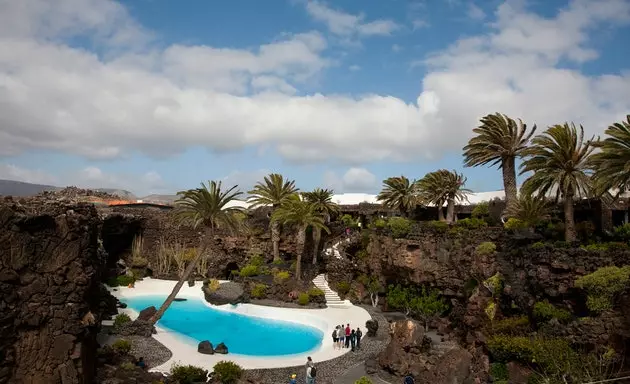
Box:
[0,198,103,384]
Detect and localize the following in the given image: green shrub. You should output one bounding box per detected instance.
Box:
[427,220,449,232]
[170,364,209,384]
[298,292,310,305]
[472,202,490,218]
[372,218,387,229]
[476,241,496,256]
[504,218,529,230]
[249,254,265,267]
[356,249,368,259]
[490,362,509,381]
[487,335,575,369]
[239,265,259,277]
[361,230,371,248]
[273,270,290,283]
[613,223,630,242]
[251,283,267,299]
[212,361,243,384]
[131,256,148,268]
[106,275,136,287]
[531,241,546,250]
[120,362,135,371]
[354,377,373,384]
[575,266,630,312]
[272,258,284,265]
[113,313,131,331]
[112,339,131,354]
[483,273,503,297]
[308,287,324,298]
[553,240,570,248]
[341,214,358,228]
[533,301,572,323]
[457,217,488,229]
[492,316,530,335]
[336,281,351,295]
[357,274,370,286]
[387,217,412,238]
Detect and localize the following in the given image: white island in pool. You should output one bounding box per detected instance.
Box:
[109,278,372,372]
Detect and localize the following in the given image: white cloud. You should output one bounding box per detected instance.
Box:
[392,44,404,52]
[467,3,486,21]
[412,19,430,30]
[305,1,400,38]
[349,65,361,71]
[0,163,167,195]
[323,167,378,193]
[0,0,629,167]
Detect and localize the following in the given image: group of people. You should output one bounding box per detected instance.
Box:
[332,323,362,351]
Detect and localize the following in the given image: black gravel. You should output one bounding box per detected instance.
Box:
[244,306,391,384]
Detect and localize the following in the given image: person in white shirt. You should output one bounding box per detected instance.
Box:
[305,356,316,383]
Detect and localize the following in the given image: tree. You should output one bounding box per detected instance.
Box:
[409,287,448,331]
[247,174,298,262]
[366,277,382,308]
[463,113,536,214]
[520,123,595,242]
[376,176,418,217]
[416,169,471,223]
[150,181,245,324]
[504,192,551,229]
[302,188,340,264]
[590,115,630,198]
[271,194,330,281]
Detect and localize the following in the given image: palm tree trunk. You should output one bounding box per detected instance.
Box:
[150,236,211,325]
[446,199,455,223]
[564,193,576,242]
[312,227,321,265]
[271,220,281,262]
[502,156,518,213]
[437,200,445,221]
[296,224,306,281]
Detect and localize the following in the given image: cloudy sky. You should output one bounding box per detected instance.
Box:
[0,0,629,196]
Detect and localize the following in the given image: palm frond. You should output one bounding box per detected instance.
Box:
[247,173,298,208]
[416,169,471,206]
[376,176,418,214]
[504,193,551,226]
[302,188,340,218]
[590,115,630,198]
[271,194,331,234]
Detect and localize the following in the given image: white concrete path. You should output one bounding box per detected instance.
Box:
[108,278,371,372]
[312,274,351,308]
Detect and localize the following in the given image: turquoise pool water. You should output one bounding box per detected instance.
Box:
[121,296,323,356]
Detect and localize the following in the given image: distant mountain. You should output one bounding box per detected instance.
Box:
[0,179,137,199]
[0,179,59,196]
[140,193,179,204]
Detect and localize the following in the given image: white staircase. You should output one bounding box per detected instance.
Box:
[312,274,351,308]
[324,238,349,259]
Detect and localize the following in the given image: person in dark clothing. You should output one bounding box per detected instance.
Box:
[404,374,415,384]
[355,327,362,350]
[344,324,351,348]
[350,329,356,351]
[135,357,146,369]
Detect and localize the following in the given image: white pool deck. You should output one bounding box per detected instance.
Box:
[108,278,372,372]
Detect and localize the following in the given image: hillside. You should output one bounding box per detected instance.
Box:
[0,179,136,199]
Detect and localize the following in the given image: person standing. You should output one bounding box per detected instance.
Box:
[355,327,363,350]
[350,329,356,351]
[332,327,338,350]
[338,324,345,348]
[306,356,316,384]
[344,324,351,349]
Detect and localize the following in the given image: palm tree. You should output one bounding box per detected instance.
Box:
[302,188,340,264]
[150,181,245,325]
[520,123,595,242]
[417,169,470,223]
[248,174,298,262]
[504,193,551,228]
[463,113,536,213]
[376,176,418,217]
[590,115,630,197]
[271,194,330,281]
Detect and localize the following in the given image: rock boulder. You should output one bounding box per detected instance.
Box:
[198,340,214,354]
[214,342,229,354]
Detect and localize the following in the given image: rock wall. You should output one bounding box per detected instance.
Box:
[0,199,103,384]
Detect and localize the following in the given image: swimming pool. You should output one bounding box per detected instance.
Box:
[121,295,324,356]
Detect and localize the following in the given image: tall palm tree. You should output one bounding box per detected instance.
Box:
[271,194,330,281]
[376,176,418,217]
[302,188,340,264]
[504,192,551,228]
[248,174,298,262]
[590,115,630,197]
[150,181,245,325]
[416,169,470,223]
[520,123,595,242]
[463,113,536,213]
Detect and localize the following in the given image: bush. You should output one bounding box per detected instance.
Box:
[613,223,630,242]
[206,278,221,292]
[387,217,412,238]
[131,256,148,268]
[533,301,572,323]
[531,241,546,250]
[490,362,509,381]
[113,313,131,331]
[476,241,496,256]
[472,202,490,218]
[170,364,209,384]
[575,266,630,312]
[249,254,265,267]
[483,273,503,297]
[212,361,243,384]
[341,214,359,228]
[582,242,628,252]
[120,362,135,371]
[112,339,131,354]
[298,292,310,305]
[457,217,488,229]
[356,250,368,259]
[273,270,290,284]
[239,265,259,277]
[272,258,284,265]
[251,284,267,299]
[487,335,575,369]
[308,287,324,298]
[354,377,373,384]
[372,218,387,229]
[106,275,136,287]
[492,316,530,335]
[336,281,351,295]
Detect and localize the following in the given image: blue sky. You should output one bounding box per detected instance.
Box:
[0,0,629,196]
